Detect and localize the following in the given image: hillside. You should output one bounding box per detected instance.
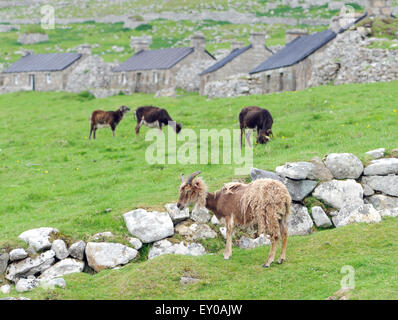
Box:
[1,80,398,299]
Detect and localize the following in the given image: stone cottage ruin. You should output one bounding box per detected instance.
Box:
[0,52,84,92]
[111,33,216,94]
[199,33,273,95]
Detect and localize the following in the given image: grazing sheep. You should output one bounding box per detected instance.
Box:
[239,106,273,148]
[134,106,182,134]
[177,171,291,268]
[89,105,130,140]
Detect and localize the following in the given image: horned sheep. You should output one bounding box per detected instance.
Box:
[177,171,291,268]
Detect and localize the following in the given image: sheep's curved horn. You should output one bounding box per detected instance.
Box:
[180,173,184,183]
[186,171,201,185]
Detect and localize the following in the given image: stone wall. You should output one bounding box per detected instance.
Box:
[309,30,398,87]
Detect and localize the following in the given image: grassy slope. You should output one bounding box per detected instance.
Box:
[2,218,398,300]
[0,81,398,299]
[0,20,325,66]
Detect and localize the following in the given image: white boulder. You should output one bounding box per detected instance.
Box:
[287,203,314,236]
[123,209,174,243]
[324,153,363,179]
[51,239,69,260]
[18,227,59,253]
[332,204,382,227]
[39,258,85,280]
[312,179,364,210]
[364,158,398,176]
[85,242,138,272]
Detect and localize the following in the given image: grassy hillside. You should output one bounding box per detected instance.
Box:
[2,218,398,300]
[0,20,325,67]
[0,81,398,299]
[0,0,362,19]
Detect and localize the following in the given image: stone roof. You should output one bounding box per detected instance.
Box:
[113,47,199,72]
[199,45,252,76]
[2,53,82,73]
[250,30,337,74]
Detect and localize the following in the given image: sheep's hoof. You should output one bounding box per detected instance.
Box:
[223,254,231,260]
[277,258,285,264]
[262,264,270,268]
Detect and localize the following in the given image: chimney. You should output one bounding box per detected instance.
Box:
[285,29,308,44]
[190,32,206,52]
[77,44,92,56]
[130,36,152,53]
[250,32,266,50]
[231,41,244,51]
[366,0,393,17]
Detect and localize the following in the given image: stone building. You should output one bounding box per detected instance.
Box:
[248,13,368,95]
[112,34,216,94]
[366,0,393,17]
[0,49,89,92]
[199,33,273,95]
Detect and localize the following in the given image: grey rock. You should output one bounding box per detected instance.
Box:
[17,33,49,45]
[311,206,332,228]
[391,149,398,158]
[85,242,138,272]
[219,227,227,239]
[9,248,28,261]
[325,153,363,179]
[51,239,69,260]
[91,231,114,241]
[40,277,66,290]
[180,276,200,285]
[0,284,11,294]
[364,158,398,176]
[191,206,211,223]
[16,278,39,293]
[378,208,398,218]
[287,204,314,236]
[39,258,84,280]
[367,194,398,211]
[0,253,9,275]
[365,148,385,159]
[123,209,174,243]
[250,167,283,182]
[332,204,381,227]
[5,250,55,282]
[68,241,86,260]
[18,227,59,253]
[283,178,318,201]
[210,215,222,225]
[148,240,206,260]
[362,183,375,196]
[128,237,142,250]
[238,234,271,249]
[276,162,314,180]
[362,175,398,197]
[312,179,364,210]
[165,203,190,224]
[190,223,217,241]
[307,157,333,181]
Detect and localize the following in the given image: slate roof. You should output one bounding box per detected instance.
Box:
[114,47,215,72]
[2,53,82,73]
[250,29,337,74]
[199,45,252,76]
[249,12,368,75]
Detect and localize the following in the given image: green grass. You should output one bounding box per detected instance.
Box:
[2,218,398,300]
[0,20,325,66]
[1,81,398,299]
